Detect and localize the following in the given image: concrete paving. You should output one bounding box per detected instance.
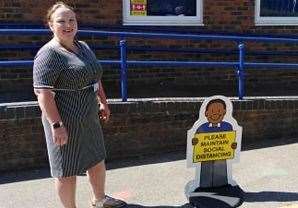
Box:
[0,141,298,208]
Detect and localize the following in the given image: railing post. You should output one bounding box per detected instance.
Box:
[120,39,128,102]
[238,43,245,100]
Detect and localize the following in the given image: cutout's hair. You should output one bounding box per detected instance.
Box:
[46,1,75,24]
[206,99,226,111]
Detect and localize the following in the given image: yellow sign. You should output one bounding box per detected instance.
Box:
[193,131,236,163]
[130,0,147,16]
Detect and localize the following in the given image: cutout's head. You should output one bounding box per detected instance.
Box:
[205,99,226,124]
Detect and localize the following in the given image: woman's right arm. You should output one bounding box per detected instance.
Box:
[33,49,68,146]
[35,89,68,146]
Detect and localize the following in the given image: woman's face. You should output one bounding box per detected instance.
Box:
[49,7,78,44]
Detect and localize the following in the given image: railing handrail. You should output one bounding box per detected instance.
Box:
[3,59,298,69]
[1,28,298,101]
[2,28,298,43]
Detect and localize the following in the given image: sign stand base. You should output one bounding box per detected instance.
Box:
[189,185,244,208]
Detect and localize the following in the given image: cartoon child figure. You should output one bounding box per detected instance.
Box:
[192,98,233,187]
[186,96,242,196]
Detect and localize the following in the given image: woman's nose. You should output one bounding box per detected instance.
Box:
[65,21,72,27]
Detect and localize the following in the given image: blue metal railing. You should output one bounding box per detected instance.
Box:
[238,43,245,100]
[3,28,298,42]
[4,43,298,57]
[120,40,128,102]
[1,28,298,101]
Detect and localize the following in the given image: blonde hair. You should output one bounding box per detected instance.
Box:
[46,1,75,23]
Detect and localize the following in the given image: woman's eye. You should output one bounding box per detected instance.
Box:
[57,20,65,23]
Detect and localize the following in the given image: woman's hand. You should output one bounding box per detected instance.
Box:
[97,80,110,122]
[99,102,111,122]
[52,126,68,146]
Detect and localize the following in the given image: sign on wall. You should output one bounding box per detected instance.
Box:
[130,0,147,16]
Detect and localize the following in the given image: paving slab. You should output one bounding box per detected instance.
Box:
[0,142,298,208]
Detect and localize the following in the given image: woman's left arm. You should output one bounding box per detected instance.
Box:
[97,80,110,122]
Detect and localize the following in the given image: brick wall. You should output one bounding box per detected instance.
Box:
[2,0,298,34]
[1,97,298,172]
[0,0,121,25]
[1,65,298,102]
[2,1,298,101]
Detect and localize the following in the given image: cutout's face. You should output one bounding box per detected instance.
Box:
[205,102,226,124]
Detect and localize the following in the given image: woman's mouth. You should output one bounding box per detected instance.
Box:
[63,29,73,33]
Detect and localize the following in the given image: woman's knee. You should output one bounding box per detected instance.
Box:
[56,176,77,184]
[87,160,106,176]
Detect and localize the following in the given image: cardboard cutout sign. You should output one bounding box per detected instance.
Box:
[185,95,242,197]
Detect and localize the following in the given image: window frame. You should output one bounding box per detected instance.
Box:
[255,0,298,26]
[123,0,204,26]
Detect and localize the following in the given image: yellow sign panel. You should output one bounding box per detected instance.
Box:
[193,131,236,163]
[130,0,147,16]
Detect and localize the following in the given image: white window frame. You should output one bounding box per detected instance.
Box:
[123,0,203,26]
[255,0,298,26]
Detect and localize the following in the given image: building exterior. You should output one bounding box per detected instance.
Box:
[1,1,298,172]
[1,0,298,99]
[2,1,298,34]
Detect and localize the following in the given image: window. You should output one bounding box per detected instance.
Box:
[123,0,203,26]
[255,0,298,25]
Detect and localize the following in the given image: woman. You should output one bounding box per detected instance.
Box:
[33,2,126,208]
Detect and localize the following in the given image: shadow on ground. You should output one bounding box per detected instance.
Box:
[1,169,298,208]
[0,137,297,184]
[0,168,51,184]
[121,190,298,208]
[242,137,298,152]
[125,204,192,208]
[244,191,298,203]
[185,189,298,208]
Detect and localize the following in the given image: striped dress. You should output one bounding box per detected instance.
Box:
[33,38,106,177]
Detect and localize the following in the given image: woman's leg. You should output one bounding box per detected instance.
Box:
[55,176,77,208]
[87,160,106,202]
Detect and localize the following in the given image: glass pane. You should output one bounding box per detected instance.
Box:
[130,0,197,16]
[148,0,196,16]
[260,0,298,17]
